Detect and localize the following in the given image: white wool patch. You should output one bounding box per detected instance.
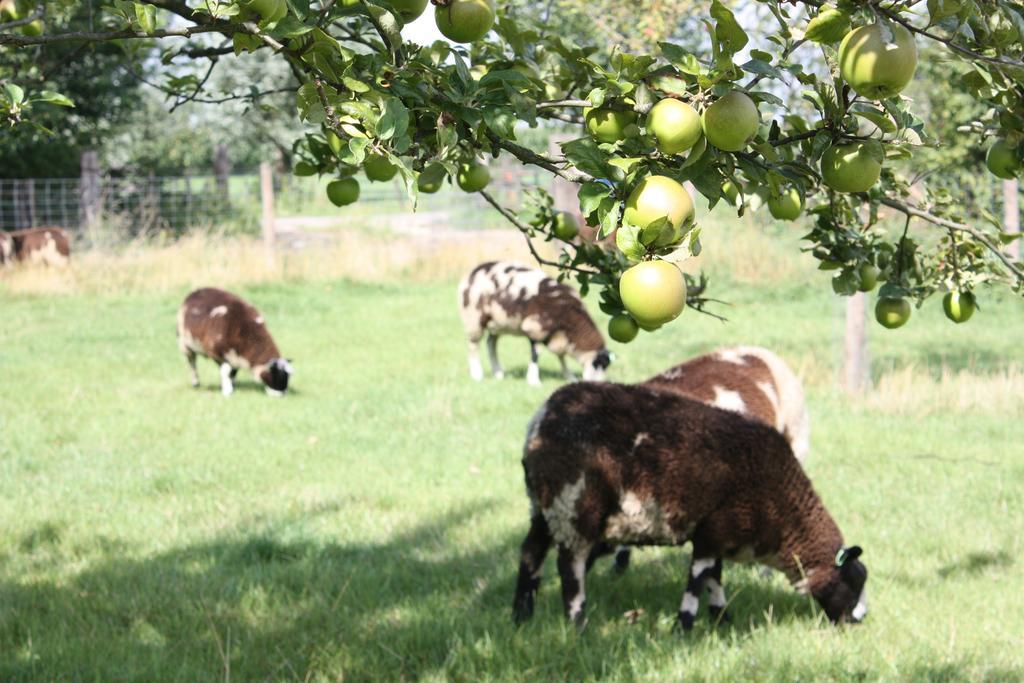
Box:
[708,579,726,608]
[604,491,680,544]
[224,349,251,370]
[852,587,869,622]
[659,367,684,380]
[734,346,811,463]
[756,380,785,432]
[691,557,716,577]
[254,315,264,325]
[209,305,228,317]
[712,386,747,414]
[680,592,699,614]
[526,362,540,386]
[566,554,588,620]
[716,348,748,365]
[543,475,587,551]
[632,432,649,448]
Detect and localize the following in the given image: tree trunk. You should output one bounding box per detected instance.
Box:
[1004,179,1020,262]
[260,162,276,269]
[80,150,101,232]
[214,144,231,203]
[844,292,869,394]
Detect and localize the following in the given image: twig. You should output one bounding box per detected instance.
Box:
[169,58,219,113]
[880,197,1024,282]
[0,5,44,32]
[536,99,591,110]
[478,190,601,275]
[0,23,234,46]
[485,133,594,184]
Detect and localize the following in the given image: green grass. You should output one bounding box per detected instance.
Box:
[2,270,1023,681]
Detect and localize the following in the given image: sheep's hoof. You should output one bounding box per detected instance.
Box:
[613,550,631,575]
[512,596,535,625]
[675,611,696,633]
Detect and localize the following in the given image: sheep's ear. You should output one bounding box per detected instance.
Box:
[836,546,863,566]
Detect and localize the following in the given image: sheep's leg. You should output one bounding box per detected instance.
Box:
[526,341,541,386]
[613,545,632,574]
[487,334,505,379]
[677,555,717,631]
[557,544,592,624]
[513,515,552,624]
[558,355,576,381]
[706,558,731,625]
[219,362,235,396]
[184,350,199,388]
[585,542,613,571]
[466,336,485,381]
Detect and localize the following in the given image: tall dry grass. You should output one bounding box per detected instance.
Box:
[0,226,554,296]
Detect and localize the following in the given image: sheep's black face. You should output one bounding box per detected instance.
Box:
[583,349,612,381]
[817,546,868,624]
[262,358,293,395]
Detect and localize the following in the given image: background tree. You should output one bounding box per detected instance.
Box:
[1,0,1021,331]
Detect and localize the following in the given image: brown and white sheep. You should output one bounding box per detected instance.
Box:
[607,346,811,573]
[512,381,867,630]
[458,261,611,386]
[7,227,71,267]
[177,287,292,396]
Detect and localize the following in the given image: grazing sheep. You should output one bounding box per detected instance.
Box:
[512,382,867,630]
[177,287,292,396]
[608,346,810,573]
[458,261,611,386]
[8,227,71,266]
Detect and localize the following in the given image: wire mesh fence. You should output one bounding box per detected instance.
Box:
[0,159,549,245]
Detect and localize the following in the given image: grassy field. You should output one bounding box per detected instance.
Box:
[2,219,1023,681]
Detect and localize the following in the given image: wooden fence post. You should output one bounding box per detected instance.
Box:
[844,291,869,393]
[260,162,276,268]
[80,150,101,233]
[1004,179,1020,262]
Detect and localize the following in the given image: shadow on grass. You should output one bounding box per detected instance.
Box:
[937,550,1015,579]
[2,504,826,681]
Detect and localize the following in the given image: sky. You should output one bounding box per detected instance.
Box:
[402,9,447,46]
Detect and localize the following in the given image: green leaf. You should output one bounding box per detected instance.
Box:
[561,137,610,179]
[285,0,309,20]
[295,82,320,121]
[3,84,25,106]
[710,0,749,54]
[32,91,74,107]
[376,97,409,141]
[850,104,897,134]
[133,2,156,33]
[340,137,369,165]
[483,107,517,139]
[805,7,851,44]
[578,181,612,217]
[615,225,646,261]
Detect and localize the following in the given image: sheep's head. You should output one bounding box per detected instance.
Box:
[262,358,293,396]
[582,349,613,381]
[814,545,868,624]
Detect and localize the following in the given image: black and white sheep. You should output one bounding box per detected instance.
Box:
[458,261,611,386]
[512,381,867,630]
[177,287,292,396]
[607,345,811,573]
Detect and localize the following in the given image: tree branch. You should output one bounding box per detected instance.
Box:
[879,197,1024,282]
[0,23,234,47]
[537,99,591,110]
[0,5,44,32]
[486,133,595,184]
[875,5,1024,70]
[478,190,601,275]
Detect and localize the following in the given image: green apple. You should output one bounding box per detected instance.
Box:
[607,314,639,343]
[647,98,702,156]
[434,0,495,43]
[701,91,759,152]
[875,296,911,329]
[386,0,428,21]
[767,188,803,220]
[857,264,879,292]
[326,177,360,207]
[623,175,694,245]
[241,0,287,22]
[943,290,976,323]
[619,260,687,328]
[839,22,918,100]
[721,180,740,206]
[456,160,490,192]
[417,165,445,194]
[584,107,637,144]
[364,154,398,182]
[821,142,882,193]
[326,130,344,156]
[985,138,1021,179]
[552,212,579,241]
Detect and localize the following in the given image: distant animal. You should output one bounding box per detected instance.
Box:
[458,261,611,386]
[8,227,71,266]
[606,346,811,573]
[177,287,293,396]
[0,231,12,265]
[513,381,867,630]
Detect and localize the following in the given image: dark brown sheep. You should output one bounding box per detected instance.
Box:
[607,346,811,574]
[177,287,292,396]
[512,382,867,630]
[8,227,71,266]
[458,261,611,386]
